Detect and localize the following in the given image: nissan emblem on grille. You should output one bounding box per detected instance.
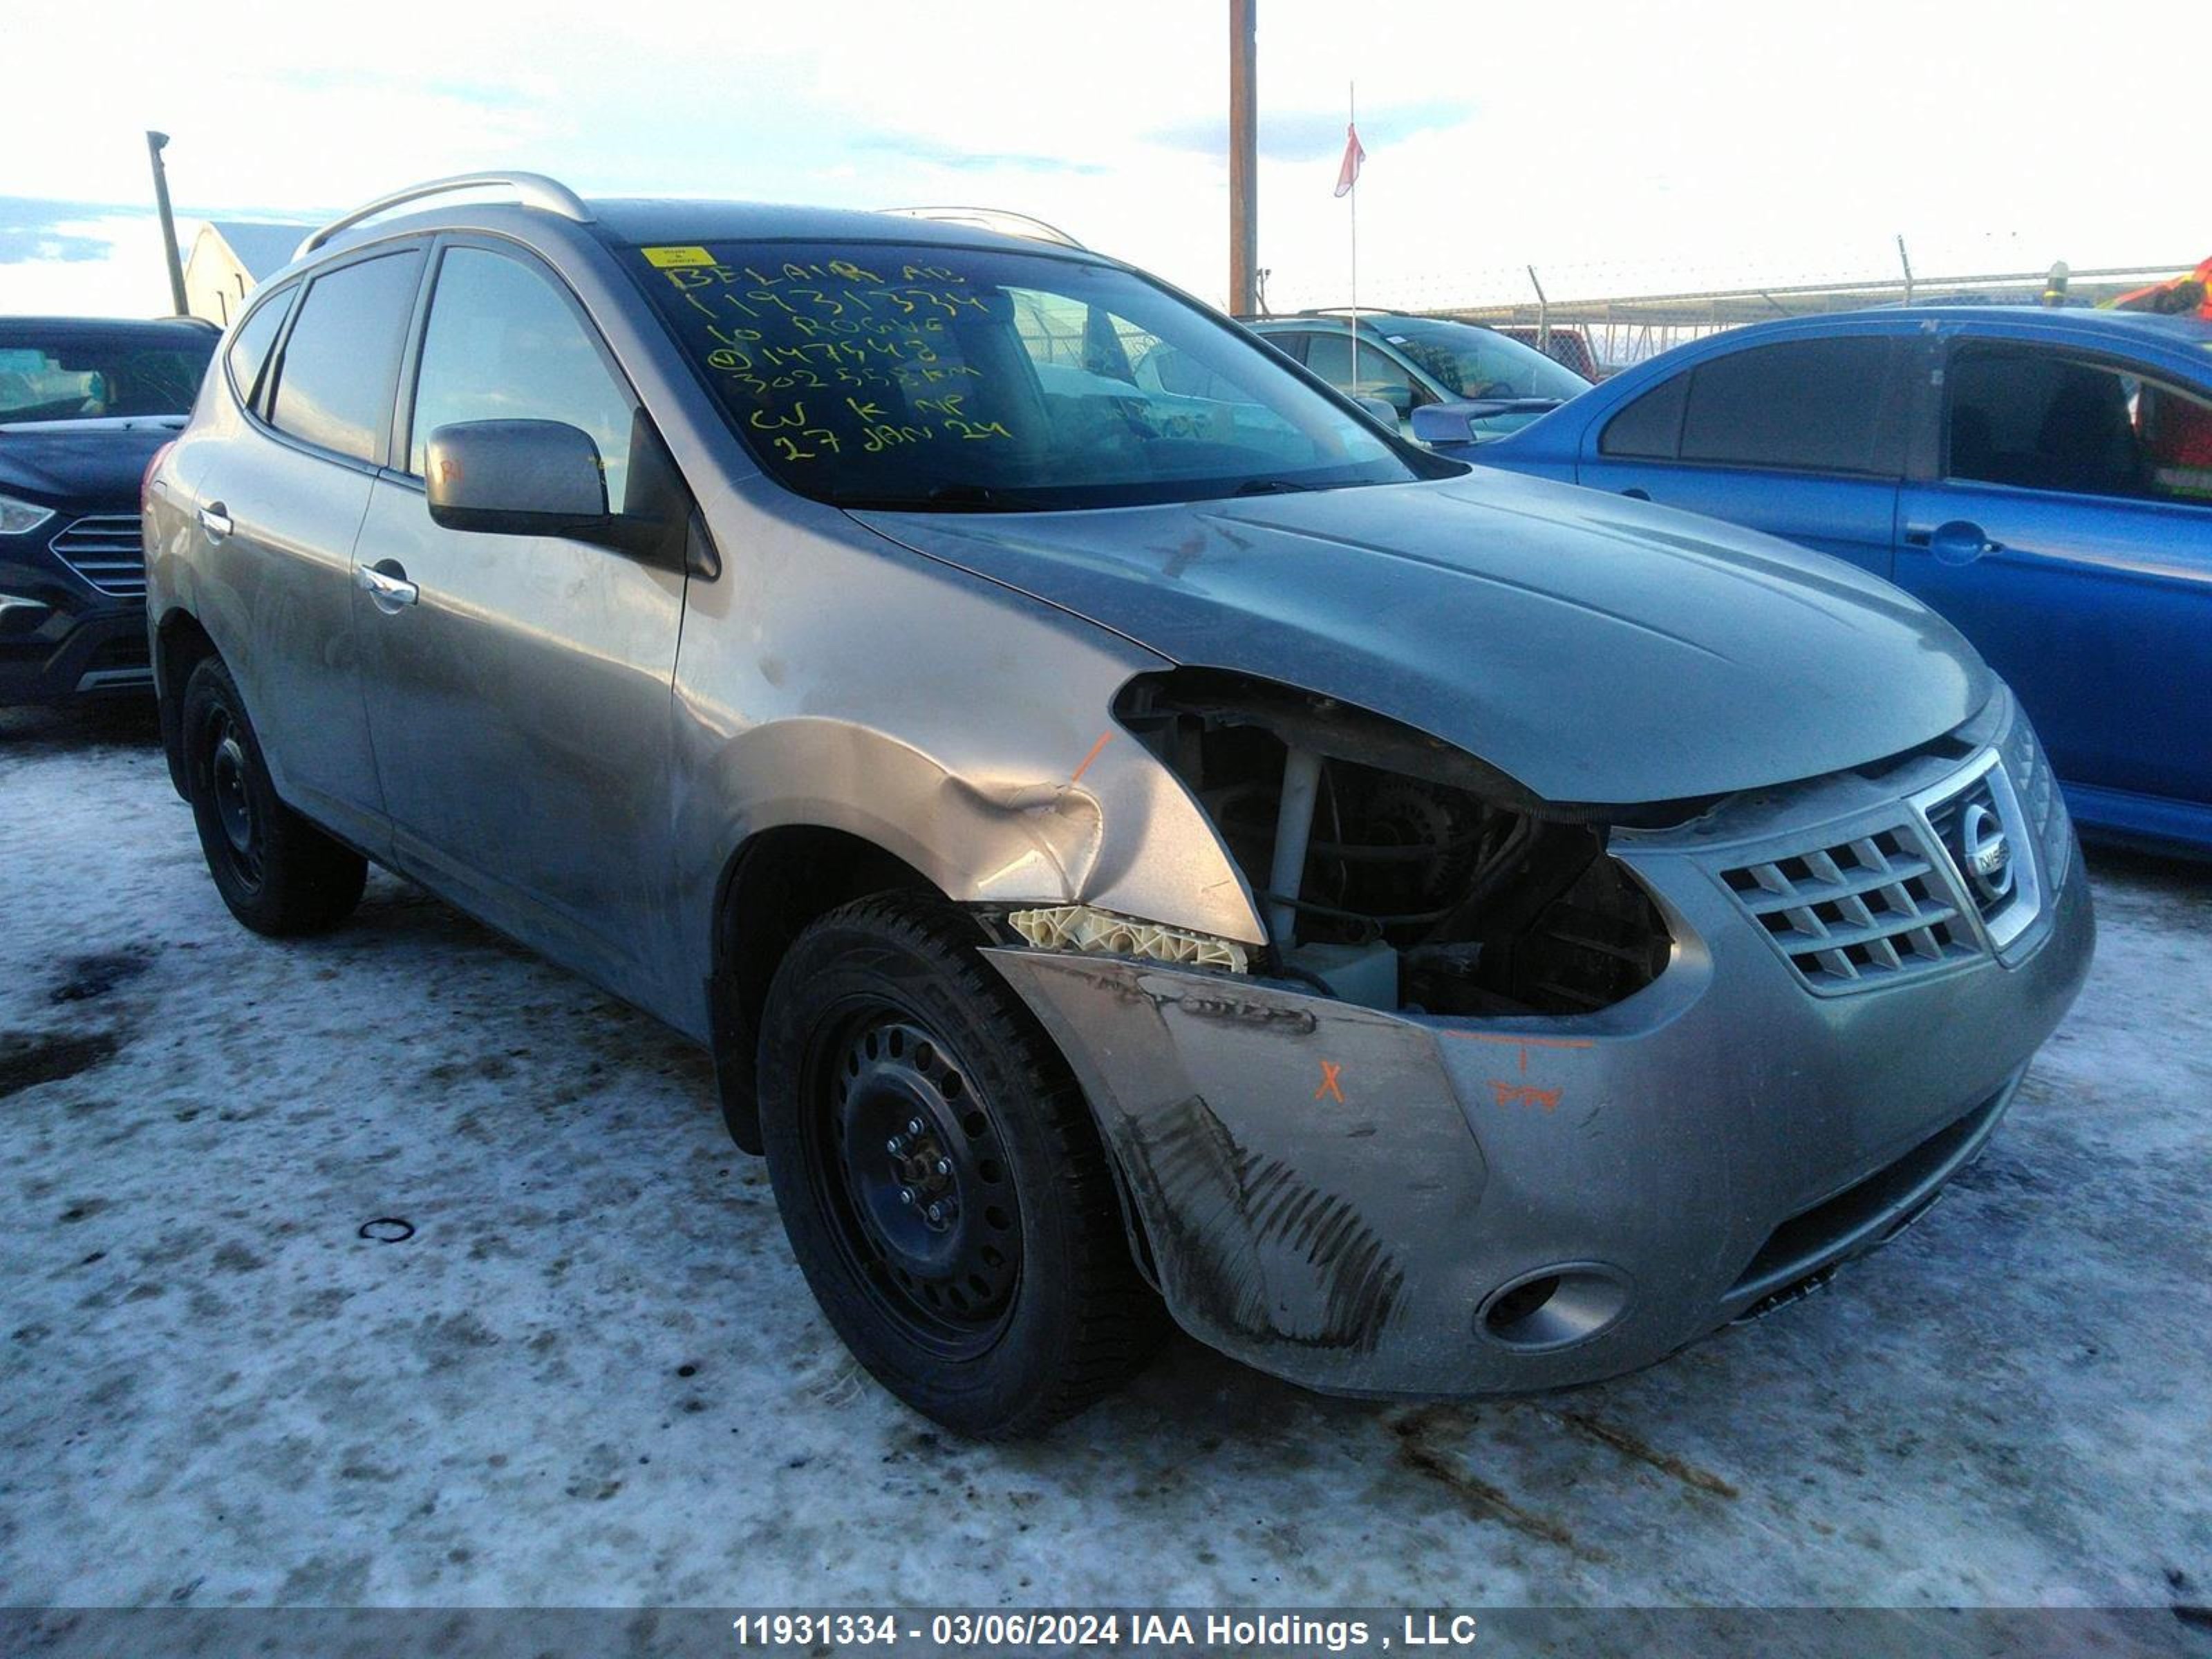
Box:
[1958,801,2014,906]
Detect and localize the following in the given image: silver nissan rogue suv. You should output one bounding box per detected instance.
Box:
[143,174,2093,1436]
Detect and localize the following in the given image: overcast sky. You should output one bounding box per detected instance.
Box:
[3,0,2204,320]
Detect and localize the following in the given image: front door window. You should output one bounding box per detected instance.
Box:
[1947,346,2212,505]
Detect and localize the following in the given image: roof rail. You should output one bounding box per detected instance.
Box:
[878,205,1085,250]
[294,172,593,261]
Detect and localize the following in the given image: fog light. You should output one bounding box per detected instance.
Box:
[1477,1264,1631,1351]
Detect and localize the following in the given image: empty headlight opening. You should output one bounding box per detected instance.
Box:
[1114,669,1675,1016]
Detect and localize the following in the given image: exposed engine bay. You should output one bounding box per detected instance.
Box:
[1112,671,1676,1015]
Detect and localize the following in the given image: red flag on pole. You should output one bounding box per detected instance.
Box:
[1333,122,1366,198]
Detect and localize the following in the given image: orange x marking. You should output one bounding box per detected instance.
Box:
[1313,1060,1346,1104]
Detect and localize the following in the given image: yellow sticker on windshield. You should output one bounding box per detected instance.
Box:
[641,245,716,269]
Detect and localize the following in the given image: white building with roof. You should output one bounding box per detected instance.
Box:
[185,221,310,326]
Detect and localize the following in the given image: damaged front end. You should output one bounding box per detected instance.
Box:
[974,668,1694,1389]
[1104,667,1684,1018]
[980,679,2093,1398]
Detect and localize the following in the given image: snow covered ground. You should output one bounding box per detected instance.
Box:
[2,700,2207,1622]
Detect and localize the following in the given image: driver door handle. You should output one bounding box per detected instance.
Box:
[355,561,419,609]
[198,503,232,541]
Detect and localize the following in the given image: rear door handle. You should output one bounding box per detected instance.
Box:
[198,503,232,541]
[1621,487,1651,501]
[1904,521,2003,565]
[355,561,419,611]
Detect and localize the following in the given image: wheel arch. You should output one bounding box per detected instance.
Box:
[153,607,223,800]
[708,822,943,1153]
[705,821,1164,1293]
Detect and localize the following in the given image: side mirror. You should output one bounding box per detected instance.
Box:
[1364,384,1417,418]
[1353,394,1401,427]
[1410,404,1479,447]
[1409,397,1545,449]
[424,419,613,537]
[424,416,715,576]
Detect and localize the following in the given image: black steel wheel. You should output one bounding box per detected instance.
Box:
[757,891,1165,1437]
[808,1010,1021,1356]
[203,702,265,892]
[181,657,366,937]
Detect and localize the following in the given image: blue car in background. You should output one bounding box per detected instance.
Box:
[1464,307,2212,856]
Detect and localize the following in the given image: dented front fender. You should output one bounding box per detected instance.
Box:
[661,487,1268,1035]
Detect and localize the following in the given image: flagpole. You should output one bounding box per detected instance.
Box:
[1348,81,1358,396]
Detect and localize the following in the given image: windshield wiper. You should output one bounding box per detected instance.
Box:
[1230,477,1318,496]
[834,482,1049,512]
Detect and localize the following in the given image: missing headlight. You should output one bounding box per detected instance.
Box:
[1114,669,1674,1016]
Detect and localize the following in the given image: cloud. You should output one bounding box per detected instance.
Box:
[0,197,149,265]
[278,67,541,109]
[1146,99,1474,162]
[848,134,1109,176]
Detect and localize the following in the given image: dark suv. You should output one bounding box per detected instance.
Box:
[1,315,216,702]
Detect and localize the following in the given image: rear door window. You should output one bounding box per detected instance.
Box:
[406,246,641,511]
[268,249,425,464]
[1947,344,2212,505]
[1676,337,1904,474]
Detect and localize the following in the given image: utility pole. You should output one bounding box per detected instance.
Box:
[146,131,189,317]
[1228,0,1257,317]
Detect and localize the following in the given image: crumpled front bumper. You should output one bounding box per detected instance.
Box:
[984,753,2094,1398]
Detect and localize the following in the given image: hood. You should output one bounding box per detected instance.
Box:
[856,469,1994,805]
[0,422,178,511]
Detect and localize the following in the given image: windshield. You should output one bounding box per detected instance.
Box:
[633,241,1431,509]
[1379,319,1590,402]
[0,331,212,423]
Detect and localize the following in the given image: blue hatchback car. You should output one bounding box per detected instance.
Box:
[1463,307,2212,855]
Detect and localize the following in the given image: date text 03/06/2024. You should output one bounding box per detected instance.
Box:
[729,1611,1485,1650]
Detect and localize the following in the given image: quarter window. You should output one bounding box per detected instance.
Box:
[268,250,425,463]
[225,287,293,411]
[1947,345,2212,505]
[409,247,639,512]
[1600,372,1688,458]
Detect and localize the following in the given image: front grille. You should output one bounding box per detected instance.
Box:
[49,514,146,599]
[2002,712,2070,887]
[1723,709,2065,993]
[1722,827,1980,989]
[1924,774,2010,924]
[1911,745,2047,956]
